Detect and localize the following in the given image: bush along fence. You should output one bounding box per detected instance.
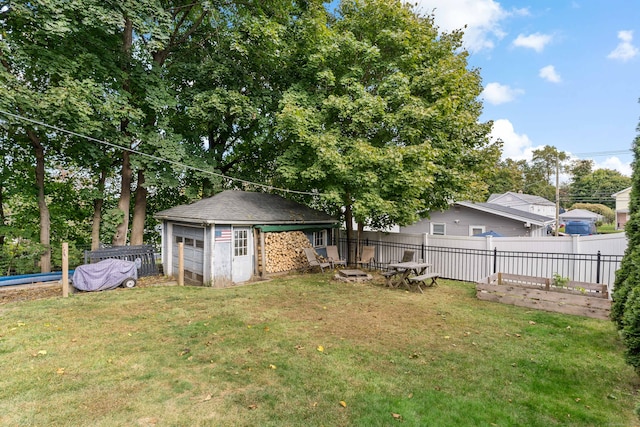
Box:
[338,238,622,297]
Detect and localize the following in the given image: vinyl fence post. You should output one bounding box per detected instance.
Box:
[596,251,601,284]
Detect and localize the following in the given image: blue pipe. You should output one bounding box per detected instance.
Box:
[0,271,75,287]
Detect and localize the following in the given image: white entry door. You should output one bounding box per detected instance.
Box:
[232,227,253,283]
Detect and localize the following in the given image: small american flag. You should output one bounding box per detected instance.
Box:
[215,227,232,242]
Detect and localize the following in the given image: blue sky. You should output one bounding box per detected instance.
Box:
[327,1,640,177]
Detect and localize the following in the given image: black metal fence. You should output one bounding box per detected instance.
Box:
[339,238,623,291]
[84,245,158,277]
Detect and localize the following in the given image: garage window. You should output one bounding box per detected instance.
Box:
[234,229,248,256]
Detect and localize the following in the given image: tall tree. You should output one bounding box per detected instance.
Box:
[531,145,568,184]
[569,168,631,208]
[0,0,121,270]
[611,117,640,373]
[487,158,527,195]
[275,0,498,259]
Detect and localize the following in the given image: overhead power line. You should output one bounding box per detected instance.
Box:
[572,149,633,157]
[0,110,321,197]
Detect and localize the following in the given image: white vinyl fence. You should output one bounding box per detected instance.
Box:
[339,231,626,296]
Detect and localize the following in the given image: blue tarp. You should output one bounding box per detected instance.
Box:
[474,230,504,237]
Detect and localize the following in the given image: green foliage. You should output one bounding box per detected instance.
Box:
[0,237,43,275]
[612,114,640,374]
[569,167,631,208]
[276,0,498,229]
[552,273,570,288]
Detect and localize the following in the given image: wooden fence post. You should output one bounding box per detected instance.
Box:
[178,242,184,286]
[62,242,69,298]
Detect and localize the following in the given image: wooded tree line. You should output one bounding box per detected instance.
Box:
[488,145,631,212]
[0,0,630,275]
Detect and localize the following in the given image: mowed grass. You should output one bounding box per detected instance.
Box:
[0,274,637,426]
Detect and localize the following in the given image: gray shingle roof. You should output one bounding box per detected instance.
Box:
[456,201,555,225]
[488,192,555,206]
[154,190,337,225]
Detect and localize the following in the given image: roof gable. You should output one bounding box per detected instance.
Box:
[612,187,632,198]
[488,192,554,206]
[456,201,555,226]
[155,190,337,225]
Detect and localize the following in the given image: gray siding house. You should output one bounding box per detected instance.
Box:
[155,190,338,286]
[400,202,555,237]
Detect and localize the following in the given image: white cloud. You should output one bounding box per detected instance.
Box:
[481,82,524,105]
[490,119,534,160]
[595,157,632,177]
[414,0,508,52]
[539,65,561,83]
[512,32,553,52]
[607,30,639,62]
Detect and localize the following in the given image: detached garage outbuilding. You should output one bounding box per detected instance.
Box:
[154,190,339,286]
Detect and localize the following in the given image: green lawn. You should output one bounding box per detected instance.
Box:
[0,274,637,426]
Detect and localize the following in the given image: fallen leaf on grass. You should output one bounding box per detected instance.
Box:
[248,404,258,410]
[179,348,191,356]
[529,321,536,325]
[295,345,305,351]
[392,413,402,420]
[269,364,277,369]
[37,350,47,356]
[339,401,347,408]
[317,345,324,352]
[56,368,65,375]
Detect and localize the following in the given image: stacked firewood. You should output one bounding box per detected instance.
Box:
[263,231,313,273]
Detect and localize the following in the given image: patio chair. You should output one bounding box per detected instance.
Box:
[303,247,331,273]
[356,246,376,270]
[326,245,347,269]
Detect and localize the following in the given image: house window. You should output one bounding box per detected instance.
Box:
[313,230,326,247]
[431,223,445,235]
[470,226,485,236]
[234,229,248,256]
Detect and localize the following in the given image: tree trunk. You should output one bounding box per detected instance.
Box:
[130,169,147,246]
[344,197,354,264]
[112,150,132,246]
[113,17,134,246]
[91,169,106,250]
[29,130,51,272]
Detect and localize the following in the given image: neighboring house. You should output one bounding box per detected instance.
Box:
[612,187,631,230]
[400,202,555,237]
[487,192,556,218]
[559,209,603,224]
[154,190,339,286]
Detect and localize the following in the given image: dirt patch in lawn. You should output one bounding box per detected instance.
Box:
[0,275,176,304]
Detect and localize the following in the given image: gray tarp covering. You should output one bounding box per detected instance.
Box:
[72,258,138,291]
